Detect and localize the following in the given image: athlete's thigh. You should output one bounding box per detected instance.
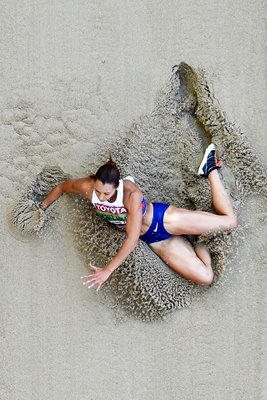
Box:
[164,205,227,236]
[149,235,204,281]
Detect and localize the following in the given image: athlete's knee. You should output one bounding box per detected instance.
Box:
[232,214,238,228]
[228,213,238,229]
[221,212,237,230]
[195,267,214,286]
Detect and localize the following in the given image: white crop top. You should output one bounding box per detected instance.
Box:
[91,176,135,226]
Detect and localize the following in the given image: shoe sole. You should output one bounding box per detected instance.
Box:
[198,143,215,175]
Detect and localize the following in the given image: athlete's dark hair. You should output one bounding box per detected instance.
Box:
[92,152,120,188]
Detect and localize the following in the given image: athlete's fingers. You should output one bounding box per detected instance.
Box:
[88,281,98,289]
[83,281,94,285]
[87,263,98,271]
[84,274,99,282]
[96,283,102,292]
[80,274,91,279]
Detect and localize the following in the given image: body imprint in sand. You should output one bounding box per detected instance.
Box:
[7,63,267,321]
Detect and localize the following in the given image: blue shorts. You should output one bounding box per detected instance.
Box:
[140,203,172,244]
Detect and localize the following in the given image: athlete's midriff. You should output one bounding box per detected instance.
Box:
[140,202,153,234]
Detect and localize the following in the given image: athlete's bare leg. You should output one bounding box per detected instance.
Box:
[149,169,237,285]
[150,237,214,285]
[163,169,237,236]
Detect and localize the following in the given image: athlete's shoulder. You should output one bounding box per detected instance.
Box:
[123,178,141,193]
[124,180,142,209]
[75,176,94,193]
[123,177,138,189]
[62,176,94,194]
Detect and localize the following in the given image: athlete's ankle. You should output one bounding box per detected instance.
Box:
[207,169,219,180]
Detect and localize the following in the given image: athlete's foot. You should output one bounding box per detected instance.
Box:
[198,144,223,177]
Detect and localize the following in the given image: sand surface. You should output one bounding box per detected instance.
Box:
[1,1,266,399]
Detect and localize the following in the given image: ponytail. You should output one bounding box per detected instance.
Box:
[92,152,120,188]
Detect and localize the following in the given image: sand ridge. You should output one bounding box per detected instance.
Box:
[8,63,267,321]
[1,1,266,398]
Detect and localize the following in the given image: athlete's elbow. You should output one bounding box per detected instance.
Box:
[50,185,63,201]
[57,182,66,194]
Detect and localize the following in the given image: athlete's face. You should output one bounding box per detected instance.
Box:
[94,180,117,202]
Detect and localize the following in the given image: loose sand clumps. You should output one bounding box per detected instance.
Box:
[178,62,267,200]
[73,62,266,320]
[8,62,267,320]
[6,166,71,240]
[72,198,193,321]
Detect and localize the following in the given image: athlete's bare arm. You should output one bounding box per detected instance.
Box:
[105,189,143,273]
[40,178,93,210]
[81,187,143,291]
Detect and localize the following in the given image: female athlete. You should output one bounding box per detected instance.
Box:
[40,144,237,291]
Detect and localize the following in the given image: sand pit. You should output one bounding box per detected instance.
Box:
[8,63,267,321]
[1,2,266,399]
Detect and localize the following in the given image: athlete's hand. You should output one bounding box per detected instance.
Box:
[80,263,112,292]
[31,208,46,232]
